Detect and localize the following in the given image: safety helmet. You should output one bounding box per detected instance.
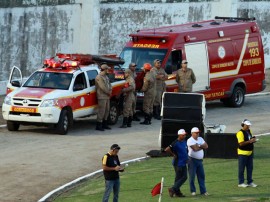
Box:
[143,63,152,71]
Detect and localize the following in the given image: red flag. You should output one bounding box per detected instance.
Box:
[151,182,161,197]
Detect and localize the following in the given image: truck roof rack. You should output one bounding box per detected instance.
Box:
[215,16,256,22]
[56,53,125,66]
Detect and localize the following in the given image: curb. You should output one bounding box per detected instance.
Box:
[246,92,270,97]
[38,156,149,202]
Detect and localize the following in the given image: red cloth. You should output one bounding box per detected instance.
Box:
[151,182,161,197]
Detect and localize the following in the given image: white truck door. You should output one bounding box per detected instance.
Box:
[6,66,22,95]
[184,42,210,92]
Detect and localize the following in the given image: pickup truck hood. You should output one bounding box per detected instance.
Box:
[11,87,63,100]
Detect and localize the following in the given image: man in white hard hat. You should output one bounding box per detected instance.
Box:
[187,127,209,196]
[165,129,188,198]
[236,119,257,188]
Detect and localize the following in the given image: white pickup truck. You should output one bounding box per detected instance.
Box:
[2,54,125,135]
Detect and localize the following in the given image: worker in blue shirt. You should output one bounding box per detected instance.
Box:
[165,129,188,197]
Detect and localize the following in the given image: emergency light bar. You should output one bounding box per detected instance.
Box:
[56,53,125,65]
[43,58,80,69]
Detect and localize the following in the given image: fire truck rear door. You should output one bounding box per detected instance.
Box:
[184,42,209,92]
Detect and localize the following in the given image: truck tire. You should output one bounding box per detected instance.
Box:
[56,109,70,135]
[108,101,119,125]
[228,86,245,107]
[7,121,20,131]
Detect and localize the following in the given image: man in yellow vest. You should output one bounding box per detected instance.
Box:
[236,119,257,188]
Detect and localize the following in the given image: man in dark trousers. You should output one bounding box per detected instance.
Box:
[102,144,123,202]
[165,129,188,197]
[236,119,257,188]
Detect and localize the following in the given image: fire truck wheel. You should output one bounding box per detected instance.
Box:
[56,109,70,135]
[229,86,245,107]
[108,101,119,125]
[7,121,20,131]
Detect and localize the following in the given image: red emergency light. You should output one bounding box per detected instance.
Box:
[251,25,257,32]
[51,61,61,68]
[62,61,80,68]
[184,35,191,42]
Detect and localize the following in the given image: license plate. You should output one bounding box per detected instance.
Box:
[12,107,36,113]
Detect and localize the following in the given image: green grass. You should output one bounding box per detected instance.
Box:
[54,136,270,202]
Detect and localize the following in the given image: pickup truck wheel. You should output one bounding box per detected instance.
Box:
[108,101,119,125]
[228,86,245,107]
[56,109,70,135]
[7,121,20,131]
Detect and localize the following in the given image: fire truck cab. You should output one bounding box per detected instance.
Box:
[119,16,266,107]
[2,54,125,135]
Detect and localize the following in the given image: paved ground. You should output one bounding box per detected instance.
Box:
[1,95,270,202]
[0,69,269,202]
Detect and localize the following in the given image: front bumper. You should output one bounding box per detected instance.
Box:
[2,104,61,124]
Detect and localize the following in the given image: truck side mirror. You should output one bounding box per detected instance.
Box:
[11,80,21,87]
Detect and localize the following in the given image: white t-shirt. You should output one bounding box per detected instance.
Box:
[187,136,205,160]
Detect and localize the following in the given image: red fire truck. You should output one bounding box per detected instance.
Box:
[118,16,266,107]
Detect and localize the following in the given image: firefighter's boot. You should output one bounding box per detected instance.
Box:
[127,116,133,127]
[149,113,153,124]
[153,106,158,119]
[156,105,161,120]
[120,117,128,128]
[133,112,141,121]
[102,120,111,130]
[140,113,150,125]
[96,122,104,131]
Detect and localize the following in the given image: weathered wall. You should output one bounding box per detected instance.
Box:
[0,5,79,80]
[99,2,213,54]
[0,0,99,83]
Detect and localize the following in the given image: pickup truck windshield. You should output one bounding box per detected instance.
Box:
[119,47,167,69]
[23,72,73,90]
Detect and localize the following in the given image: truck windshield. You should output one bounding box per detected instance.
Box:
[23,72,73,90]
[119,47,167,69]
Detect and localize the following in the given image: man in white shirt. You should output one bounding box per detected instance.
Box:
[187,127,209,196]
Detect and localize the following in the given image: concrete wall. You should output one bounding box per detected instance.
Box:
[99,1,217,54]
[1,0,270,95]
[0,0,99,95]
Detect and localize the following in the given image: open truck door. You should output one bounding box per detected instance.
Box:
[6,66,22,95]
[184,42,210,92]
